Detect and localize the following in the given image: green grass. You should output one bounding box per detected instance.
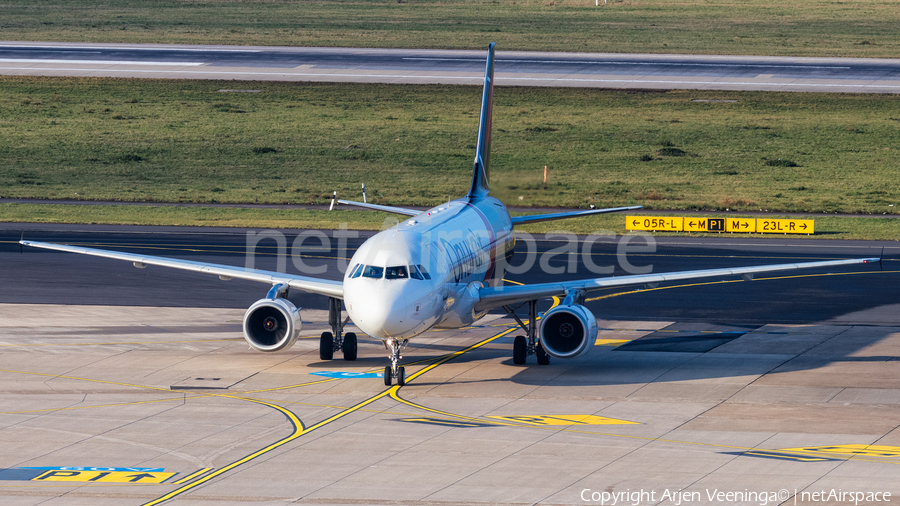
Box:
[2,0,899,58]
[2,76,900,216]
[0,203,392,230]
[2,203,898,241]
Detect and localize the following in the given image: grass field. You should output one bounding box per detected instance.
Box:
[2,0,899,58]
[2,76,899,216]
[2,203,897,241]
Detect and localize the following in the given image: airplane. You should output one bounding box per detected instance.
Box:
[21,43,878,386]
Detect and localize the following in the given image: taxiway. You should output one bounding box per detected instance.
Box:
[1,225,899,505]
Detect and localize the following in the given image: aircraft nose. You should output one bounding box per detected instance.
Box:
[346,287,414,338]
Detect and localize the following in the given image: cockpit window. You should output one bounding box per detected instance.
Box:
[385,265,408,280]
[409,264,423,280]
[362,265,384,279]
[416,264,432,280]
[349,263,364,279]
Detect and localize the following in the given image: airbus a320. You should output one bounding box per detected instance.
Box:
[21,44,878,386]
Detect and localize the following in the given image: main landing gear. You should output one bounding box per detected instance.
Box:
[319,297,357,361]
[505,300,550,366]
[383,338,408,386]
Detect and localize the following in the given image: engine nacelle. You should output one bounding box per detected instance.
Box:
[538,304,598,359]
[243,298,301,352]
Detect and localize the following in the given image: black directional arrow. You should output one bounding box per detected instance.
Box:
[742,222,749,228]
[126,473,158,482]
[632,220,640,226]
[800,223,808,229]
[689,221,696,227]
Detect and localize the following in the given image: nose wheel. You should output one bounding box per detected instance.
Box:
[383,365,405,386]
[383,339,408,386]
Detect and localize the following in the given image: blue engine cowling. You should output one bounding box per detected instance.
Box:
[538,304,598,359]
[243,298,301,352]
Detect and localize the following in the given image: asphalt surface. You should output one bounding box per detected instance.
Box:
[3,42,900,92]
[3,224,900,505]
[3,223,898,324]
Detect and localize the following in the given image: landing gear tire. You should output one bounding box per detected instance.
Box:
[383,365,392,386]
[513,335,527,365]
[319,332,334,361]
[536,343,550,365]
[397,367,406,386]
[342,332,357,361]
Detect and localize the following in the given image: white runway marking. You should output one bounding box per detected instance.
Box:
[0,59,204,66]
[0,44,260,52]
[405,57,852,70]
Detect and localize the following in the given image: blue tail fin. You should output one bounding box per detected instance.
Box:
[467,43,495,202]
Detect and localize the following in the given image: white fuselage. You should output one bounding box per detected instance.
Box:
[343,197,514,340]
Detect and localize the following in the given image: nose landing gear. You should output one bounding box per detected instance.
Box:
[383,338,408,386]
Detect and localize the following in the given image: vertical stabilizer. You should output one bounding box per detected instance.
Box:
[467,43,495,202]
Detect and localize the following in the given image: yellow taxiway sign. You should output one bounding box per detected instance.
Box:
[627,216,813,234]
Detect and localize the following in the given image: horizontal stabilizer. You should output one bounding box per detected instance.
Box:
[337,200,421,217]
[511,205,643,226]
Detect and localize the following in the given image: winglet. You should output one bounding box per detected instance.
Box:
[467,43,495,202]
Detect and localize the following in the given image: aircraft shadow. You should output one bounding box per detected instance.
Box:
[504,321,899,387]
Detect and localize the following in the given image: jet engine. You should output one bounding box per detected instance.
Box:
[243,298,301,352]
[538,304,598,359]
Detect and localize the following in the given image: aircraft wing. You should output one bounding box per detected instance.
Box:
[511,205,643,225]
[20,240,344,299]
[337,199,421,217]
[474,257,879,312]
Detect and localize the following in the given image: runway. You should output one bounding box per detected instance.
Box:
[1,224,900,504]
[2,223,898,322]
[3,42,900,93]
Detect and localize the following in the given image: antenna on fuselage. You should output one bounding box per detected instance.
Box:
[466,43,495,203]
